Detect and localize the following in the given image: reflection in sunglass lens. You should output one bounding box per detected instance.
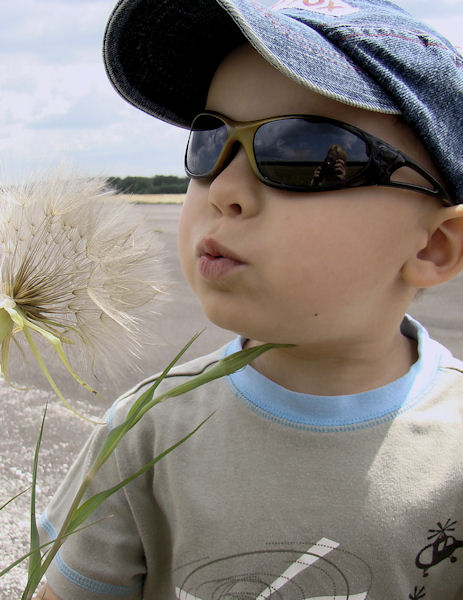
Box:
[254,119,369,189]
[186,115,228,176]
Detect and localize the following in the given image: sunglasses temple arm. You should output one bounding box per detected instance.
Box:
[400,158,453,205]
[369,143,452,204]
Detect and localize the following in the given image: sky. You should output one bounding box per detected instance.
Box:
[1,0,462,184]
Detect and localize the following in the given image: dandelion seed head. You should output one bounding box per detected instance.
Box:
[0,171,167,392]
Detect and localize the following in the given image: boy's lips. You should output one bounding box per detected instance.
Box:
[197,237,246,280]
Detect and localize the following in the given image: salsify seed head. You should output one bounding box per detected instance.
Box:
[0,172,166,393]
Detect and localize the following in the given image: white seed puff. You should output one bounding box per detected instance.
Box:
[0,173,166,403]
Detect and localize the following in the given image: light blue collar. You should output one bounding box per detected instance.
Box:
[225,316,450,431]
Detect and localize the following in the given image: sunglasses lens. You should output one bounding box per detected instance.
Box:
[254,118,370,189]
[186,114,228,176]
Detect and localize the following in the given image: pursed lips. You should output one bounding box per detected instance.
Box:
[197,237,246,280]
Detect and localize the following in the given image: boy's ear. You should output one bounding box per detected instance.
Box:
[402,205,463,288]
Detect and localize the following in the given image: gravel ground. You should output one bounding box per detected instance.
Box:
[0,386,95,598]
[1,203,463,598]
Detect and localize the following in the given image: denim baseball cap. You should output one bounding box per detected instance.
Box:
[103,0,463,203]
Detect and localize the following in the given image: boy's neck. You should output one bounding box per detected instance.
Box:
[245,328,418,396]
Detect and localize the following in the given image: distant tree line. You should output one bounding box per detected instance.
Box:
[107,175,189,194]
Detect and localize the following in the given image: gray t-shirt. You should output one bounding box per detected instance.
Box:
[40,317,463,599]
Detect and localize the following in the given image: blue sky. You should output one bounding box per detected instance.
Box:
[1,0,462,183]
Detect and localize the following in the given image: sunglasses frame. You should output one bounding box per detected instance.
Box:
[185,111,452,205]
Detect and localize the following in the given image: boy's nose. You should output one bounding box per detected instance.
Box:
[207,148,262,217]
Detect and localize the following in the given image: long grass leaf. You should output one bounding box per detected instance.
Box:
[0,487,31,512]
[27,403,47,593]
[89,342,282,476]
[89,332,207,473]
[66,415,212,535]
[20,519,115,600]
[0,517,112,579]
[138,343,285,420]
[33,416,212,589]
[126,330,204,423]
[32,342,278,588]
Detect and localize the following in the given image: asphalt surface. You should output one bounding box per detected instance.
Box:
[1,202,462,597]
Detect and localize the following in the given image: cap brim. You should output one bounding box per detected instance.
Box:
[103,0,399,129]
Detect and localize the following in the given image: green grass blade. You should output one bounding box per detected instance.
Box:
[138,343,285,419]
[66,415,212,535]
[0,516,111,580]
[0,487,31,512]
[125,330,204,423]
[16,518,113,600]
[90,332,207,473]
[31,417,211,595]
[32,343,279,588]
[91,342,283,476]
[27,403,48,593]
[1,548,45,580]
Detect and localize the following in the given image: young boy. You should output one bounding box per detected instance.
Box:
[37,0,463,598]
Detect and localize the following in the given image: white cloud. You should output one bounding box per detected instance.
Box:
[0,0,111,63]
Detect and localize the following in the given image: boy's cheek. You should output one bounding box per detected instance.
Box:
[177,205,204,290]
[184,179,210,209]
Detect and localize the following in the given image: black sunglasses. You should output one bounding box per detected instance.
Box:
[185,111,451,205]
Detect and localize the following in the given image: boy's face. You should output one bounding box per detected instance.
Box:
[178,44,440,348]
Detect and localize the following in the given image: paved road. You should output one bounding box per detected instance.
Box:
[1,202,462,597]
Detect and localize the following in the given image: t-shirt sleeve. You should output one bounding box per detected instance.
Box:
[38,416,146,600]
